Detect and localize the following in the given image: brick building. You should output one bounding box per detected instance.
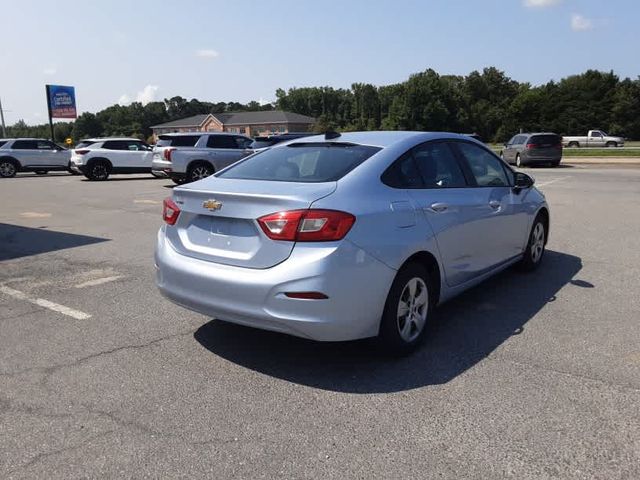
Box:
[151,111,315,140]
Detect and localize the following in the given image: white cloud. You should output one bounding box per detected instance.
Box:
[118,85,159,106]
[571,13,593,31]
[195,49,219,58]
[136,85,159,105]
[43,67,57,75]
[523,0,562,7]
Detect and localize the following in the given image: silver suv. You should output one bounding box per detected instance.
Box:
[152,133,254,184]
[0,138,72,178]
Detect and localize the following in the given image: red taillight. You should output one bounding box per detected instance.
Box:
[164,148,176,161]
[162,197,181,225]
[257,209,355,242]
[526,143,537,149]
[75,149,90,155]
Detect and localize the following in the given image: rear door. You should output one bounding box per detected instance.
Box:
[206,135,253,170]
[452,141,529,266]
[400,141,495,287]
[10,140,39,166]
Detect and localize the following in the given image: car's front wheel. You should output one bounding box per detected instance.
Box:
[0,159,17,178]
[377,263,432,354]
[517,215,547,271]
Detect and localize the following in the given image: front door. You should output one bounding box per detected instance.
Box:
[452,141,530,265]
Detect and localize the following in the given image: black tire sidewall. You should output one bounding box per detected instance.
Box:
[88,162,109,181]
[377,263,432,354]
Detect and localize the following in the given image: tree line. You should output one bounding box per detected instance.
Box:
[5,68,640,143]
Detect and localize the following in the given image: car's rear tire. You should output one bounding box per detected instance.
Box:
[0,158,18,178]
[377,263,432,355]
[187,162,214,183]
[568,141,579,148]
[606,141,617,148]
[517,214,547,272]
[86,160,110,181]
[35,170,48,175]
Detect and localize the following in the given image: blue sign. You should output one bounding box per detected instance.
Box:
[47,85,77,119]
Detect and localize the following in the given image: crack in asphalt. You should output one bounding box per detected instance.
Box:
[0,328,196,378]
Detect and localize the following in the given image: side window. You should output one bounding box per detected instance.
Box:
[36,141,54,150]
[125,141,147,151]
[102,141,128,150]
[12,140,38,150]
[206,135,238,149]
[235,137,252,149]
[381,152,423,189]
[455,142,510,187]
[591,131,602,138]
[515,135,526,145]
[412,142,467,188]
[507,135,518,146]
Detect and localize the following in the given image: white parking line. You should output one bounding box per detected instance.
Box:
[536,176,572,187]
[0,285,91,320]
[74,276,124,289]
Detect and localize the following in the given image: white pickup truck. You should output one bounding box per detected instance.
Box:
[152,132,254,184]
[563,130,625,148]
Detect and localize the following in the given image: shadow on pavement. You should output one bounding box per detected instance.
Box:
[0,223,109,261]
[194,250,586,393]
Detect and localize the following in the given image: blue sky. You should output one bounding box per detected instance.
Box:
[1,0,638,125]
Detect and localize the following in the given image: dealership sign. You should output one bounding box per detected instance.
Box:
[46,85,77,119]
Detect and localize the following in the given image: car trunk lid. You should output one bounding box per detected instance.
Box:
[166,177,336,268]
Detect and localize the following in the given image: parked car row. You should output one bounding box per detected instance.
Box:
[0,132,314,181]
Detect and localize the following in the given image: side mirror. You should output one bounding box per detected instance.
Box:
[514,172,534,190]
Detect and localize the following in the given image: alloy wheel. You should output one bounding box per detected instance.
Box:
[191,165,212,181]
[0,161,16,177]
[93,164,108,180]
[531,222,545,263]
[396,277,429,343]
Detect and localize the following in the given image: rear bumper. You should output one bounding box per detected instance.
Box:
[152,159,183,181]
[154,228,396,341]
[522,154,562,164]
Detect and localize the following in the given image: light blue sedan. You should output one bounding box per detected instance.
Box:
[155,131,549,353]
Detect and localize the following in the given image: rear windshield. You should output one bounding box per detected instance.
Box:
[157,135,201,147]
[219,143,381,183]
[529,134,561,145]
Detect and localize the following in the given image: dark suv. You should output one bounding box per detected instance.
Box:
[501,133,563,167]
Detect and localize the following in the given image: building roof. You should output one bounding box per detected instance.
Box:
[151,111,315,130]
[212,110,315,126]
[150,114,211,129]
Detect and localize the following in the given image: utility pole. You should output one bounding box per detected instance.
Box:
[0,97,6,138]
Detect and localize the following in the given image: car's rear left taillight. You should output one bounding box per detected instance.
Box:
[163,197,181,225]
[257,209,355,242]
[163,148,176,162]
[75,149,90,155]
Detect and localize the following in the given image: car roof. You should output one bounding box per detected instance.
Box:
[284,131,475,148]
[158,132,245,137]
[81,137,141,142]
[519,132,559,136]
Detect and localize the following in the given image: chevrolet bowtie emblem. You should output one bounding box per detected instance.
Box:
[202,199,223,211]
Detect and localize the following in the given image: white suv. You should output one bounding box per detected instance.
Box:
[70,138,154,181]
[0,138,72,178]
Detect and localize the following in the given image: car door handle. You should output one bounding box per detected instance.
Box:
[428,202,449,213]
[489,200,501,209]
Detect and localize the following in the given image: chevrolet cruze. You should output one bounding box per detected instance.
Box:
[155,131,549,353]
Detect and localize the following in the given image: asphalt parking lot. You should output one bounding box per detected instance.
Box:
[1,166,639,479]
